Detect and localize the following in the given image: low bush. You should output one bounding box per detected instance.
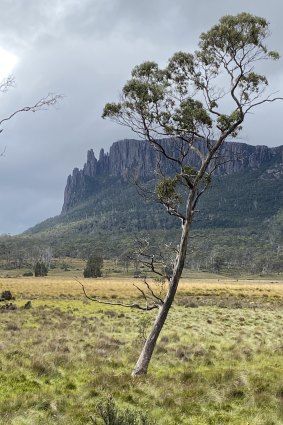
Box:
[92,397,156,425]
[0,290,15,301]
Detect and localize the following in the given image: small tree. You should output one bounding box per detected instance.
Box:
[34,262,48,277]
[102,13,282,376]
[83,256,103,278]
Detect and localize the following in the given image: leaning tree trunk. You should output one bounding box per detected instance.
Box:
[132,219,191,376]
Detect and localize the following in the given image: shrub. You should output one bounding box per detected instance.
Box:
[1,290,15,301]
[83,256,103,278]
[34,262,48,277]
[92,397,156,425]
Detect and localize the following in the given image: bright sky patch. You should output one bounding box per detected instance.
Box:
[0,47,18,80]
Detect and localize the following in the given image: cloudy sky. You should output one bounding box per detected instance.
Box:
[0,0,282,234]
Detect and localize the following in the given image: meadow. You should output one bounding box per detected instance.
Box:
[1,272,283,424]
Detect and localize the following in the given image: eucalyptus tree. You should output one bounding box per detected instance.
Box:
[102,13,281,376]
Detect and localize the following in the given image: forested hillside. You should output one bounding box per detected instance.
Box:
[0,139,282,273]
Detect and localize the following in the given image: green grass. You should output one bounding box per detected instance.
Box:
[1,277,283,424]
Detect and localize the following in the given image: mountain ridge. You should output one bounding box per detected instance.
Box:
[62,138,283,213]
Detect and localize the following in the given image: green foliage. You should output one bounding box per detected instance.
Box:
[156,176,181,207]
[217,111,243,135]
[103,12,279,146]
[199,13,274,57]
[34,262,48,277]
[174,98,212,131]
[94,397,156,425]
[102,102,122,119]
[83,256,103,278]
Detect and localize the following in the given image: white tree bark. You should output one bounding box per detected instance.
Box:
[132,219,191,376]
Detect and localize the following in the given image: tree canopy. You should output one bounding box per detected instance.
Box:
[103,13,279,147]
[84,256,103,278]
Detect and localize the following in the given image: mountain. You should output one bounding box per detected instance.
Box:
[62,138,282,213]
[1,138,283,274]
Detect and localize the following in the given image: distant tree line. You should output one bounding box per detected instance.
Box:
[0,230,282,275]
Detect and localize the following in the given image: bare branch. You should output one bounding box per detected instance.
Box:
[0,93,64,128]
[0,146,6,157]
[133,283,149,306]
[245,95,283,114]
[0,75,15,92]
[74,277,159,311]
[142,277,165,305]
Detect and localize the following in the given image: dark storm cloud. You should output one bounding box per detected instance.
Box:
[0,0,282,234]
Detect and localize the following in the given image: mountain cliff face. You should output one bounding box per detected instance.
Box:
[62,138,283,213]
[20,137,283,271]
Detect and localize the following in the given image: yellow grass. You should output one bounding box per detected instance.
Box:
[1,275,283,299]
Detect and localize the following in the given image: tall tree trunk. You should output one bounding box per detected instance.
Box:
[131,282,178,376]
[132,219,191,376]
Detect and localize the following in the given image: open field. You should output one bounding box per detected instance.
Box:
[1,275,283,424]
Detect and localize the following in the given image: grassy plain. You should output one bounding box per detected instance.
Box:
[1,274,283,424]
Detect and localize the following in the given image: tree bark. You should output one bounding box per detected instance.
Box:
[132,219,191,376]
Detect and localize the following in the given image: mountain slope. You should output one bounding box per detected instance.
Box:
[17,138,282,273]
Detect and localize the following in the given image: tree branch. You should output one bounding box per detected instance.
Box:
[0,93,64,128]
[74,277,159,311]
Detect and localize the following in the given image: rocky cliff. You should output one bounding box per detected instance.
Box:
[62,138,283,213]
